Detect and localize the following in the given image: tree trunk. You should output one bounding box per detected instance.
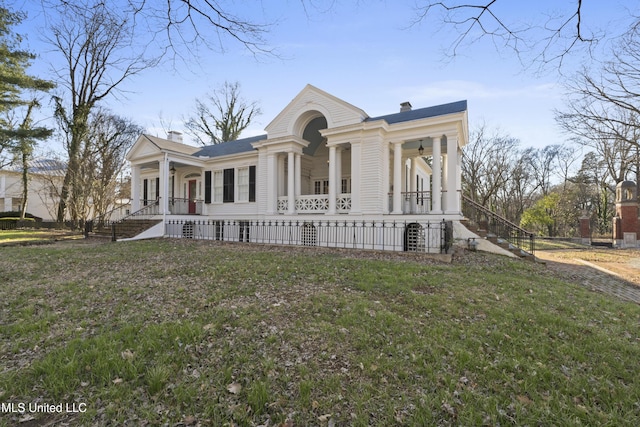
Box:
[20,150,28,220]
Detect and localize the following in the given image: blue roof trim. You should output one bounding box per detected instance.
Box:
[366,100,467,125]
[192,134,267,158]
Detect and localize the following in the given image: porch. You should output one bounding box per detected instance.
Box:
[134,198,204,216]
[277,191,440,215]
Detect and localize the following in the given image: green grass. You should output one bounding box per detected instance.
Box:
[535,238,590,250]
[0,229,82,244]
[1,239,639,426]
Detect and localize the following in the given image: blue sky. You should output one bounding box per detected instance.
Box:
[13,0,640,151]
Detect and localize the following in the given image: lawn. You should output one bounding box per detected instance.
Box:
[0,229,82,245]
[1,239,639,426]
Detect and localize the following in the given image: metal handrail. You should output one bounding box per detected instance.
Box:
[462,194,535,254]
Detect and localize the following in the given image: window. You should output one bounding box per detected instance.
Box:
[237,167,249,202]
[213,171,223,202]
[223,168,234,203]
[341,178,351,194]
[314,180,329,195]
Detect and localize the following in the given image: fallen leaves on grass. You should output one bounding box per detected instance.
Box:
[227,382,242,394]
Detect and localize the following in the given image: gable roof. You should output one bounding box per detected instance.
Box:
[266,84,368,137]
[366,100,467,125]
[192,134,266,158]
[141,134,201,155]
[3,158,66,176]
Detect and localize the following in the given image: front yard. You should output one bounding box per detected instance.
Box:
[1,239,639,426]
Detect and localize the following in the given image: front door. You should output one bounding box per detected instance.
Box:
[188,180,197,214]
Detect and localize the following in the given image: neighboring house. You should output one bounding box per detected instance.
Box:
[125,84,469,252]
[0,158,66,221]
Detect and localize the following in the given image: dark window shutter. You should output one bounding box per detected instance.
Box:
[143,179,148,205]
[155,177,160,200]
[223,168,234,203]
[204,171,212,203]
[249,166,256,202]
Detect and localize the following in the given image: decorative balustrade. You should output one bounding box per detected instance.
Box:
[295,195,329,212]
[278,194,351,213]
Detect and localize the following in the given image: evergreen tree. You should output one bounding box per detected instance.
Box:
[0,3,55,218]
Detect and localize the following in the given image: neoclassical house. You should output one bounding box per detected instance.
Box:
[124,85,469,252]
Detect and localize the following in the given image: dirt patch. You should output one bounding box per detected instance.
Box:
[536,248,640,287]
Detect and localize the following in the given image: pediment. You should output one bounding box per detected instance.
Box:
[266,84,369,139]
[126,135,161,161]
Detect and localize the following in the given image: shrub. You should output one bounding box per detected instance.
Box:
[0,211,42,221]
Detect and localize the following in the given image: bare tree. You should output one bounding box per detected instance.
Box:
[411,0,616,69]
[47,1,158,224]
[184,81,261,145]
[42,0,274,61]
[85,109,143,220]
[461,123,519,206]
[521,145,563,197]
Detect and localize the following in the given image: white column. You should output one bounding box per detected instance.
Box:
[266,154,277,214]
[392,142,403,214]
[350,142,361,214]
[287,151,295,214]
[328,145,337,214]
[432,137,442,213]
[446,134,460,214]
[295,153,302,197]
[160,155,170,214]
[277,154,285,197]
[131,165,140,212]
[410,157,417,214]
[442,154,448,211]
[426,173,432,212]
[335,147,342,194]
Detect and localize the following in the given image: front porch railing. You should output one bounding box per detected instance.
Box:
[168,198,203,215]
[387,191,432,214]
[278,194,351,213]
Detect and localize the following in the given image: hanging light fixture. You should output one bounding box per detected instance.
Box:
[418,140,424,156]
[170,163,177,176]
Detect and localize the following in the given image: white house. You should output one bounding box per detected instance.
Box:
[0,158,66,221]
[124,84,469,252]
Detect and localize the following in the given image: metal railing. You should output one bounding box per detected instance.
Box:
[168,198,203,215]
[90,200,133,229]
[166,219,453,253]
[462,195,535,254]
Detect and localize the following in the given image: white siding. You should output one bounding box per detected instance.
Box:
[359,135,386,214]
